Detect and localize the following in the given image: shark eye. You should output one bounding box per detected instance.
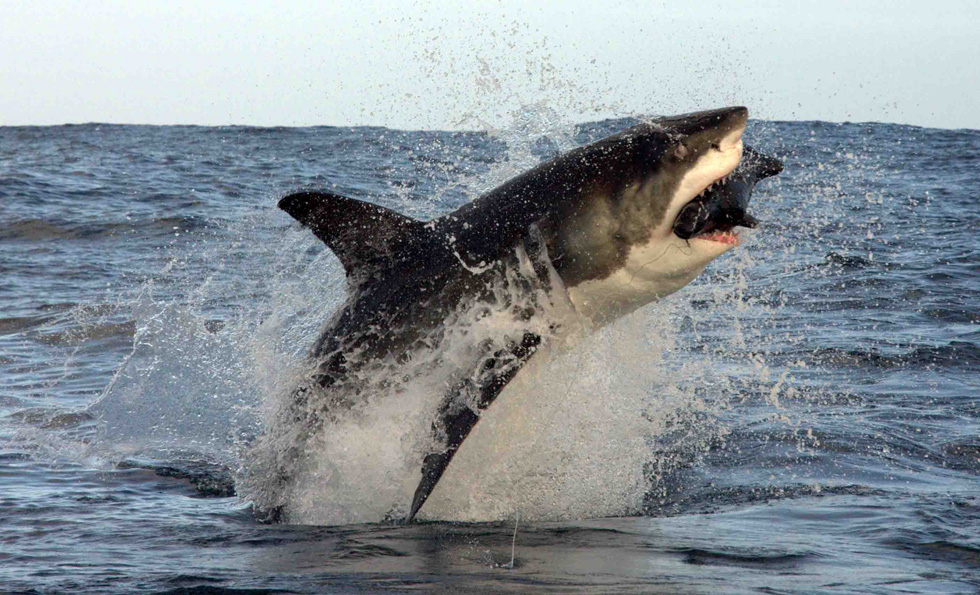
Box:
[710,142,721,150]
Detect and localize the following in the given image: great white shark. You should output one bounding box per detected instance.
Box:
[261,106,781,522]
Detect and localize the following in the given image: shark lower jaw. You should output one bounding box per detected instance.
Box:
[692,228,741,246]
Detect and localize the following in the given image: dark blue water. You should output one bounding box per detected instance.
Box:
[1,117,977,593]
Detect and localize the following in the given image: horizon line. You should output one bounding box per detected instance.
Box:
[2,117,977,134]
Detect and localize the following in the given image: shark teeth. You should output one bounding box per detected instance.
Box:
[696,174,731,198]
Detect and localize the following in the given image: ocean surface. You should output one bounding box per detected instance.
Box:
[0,115,977,594]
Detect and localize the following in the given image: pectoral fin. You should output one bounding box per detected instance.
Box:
[408,332,541,521]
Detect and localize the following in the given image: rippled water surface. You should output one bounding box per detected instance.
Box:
[1,118,977,593]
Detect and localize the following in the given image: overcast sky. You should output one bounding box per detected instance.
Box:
[2,1,977,130]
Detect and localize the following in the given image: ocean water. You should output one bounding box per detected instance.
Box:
[0,116,977,594]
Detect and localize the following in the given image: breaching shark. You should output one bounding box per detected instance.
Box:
[263,106,781,522]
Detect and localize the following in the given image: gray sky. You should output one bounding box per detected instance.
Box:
[2,1,978,129]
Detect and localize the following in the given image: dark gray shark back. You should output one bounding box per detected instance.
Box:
[281,106,754,285]
[442,125,656,266]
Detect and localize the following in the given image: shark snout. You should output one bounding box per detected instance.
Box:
[661,106,748,146]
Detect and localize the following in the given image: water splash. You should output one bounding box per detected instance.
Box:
[12,107,804,526]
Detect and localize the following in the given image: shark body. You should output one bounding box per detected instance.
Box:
[263,107,782,522]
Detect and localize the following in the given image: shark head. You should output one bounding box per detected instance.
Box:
[636,106,751,250]
[643,107,783,256]
[556,106,782,324]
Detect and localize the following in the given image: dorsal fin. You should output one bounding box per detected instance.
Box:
[279,192,428,281]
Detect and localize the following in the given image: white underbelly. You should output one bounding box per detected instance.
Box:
[566,237,707,326]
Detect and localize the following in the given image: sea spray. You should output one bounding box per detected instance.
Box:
[67,107,779,524]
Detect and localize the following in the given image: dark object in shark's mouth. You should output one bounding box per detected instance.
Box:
[673,146,783,242]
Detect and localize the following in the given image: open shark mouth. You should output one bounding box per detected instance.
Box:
[673,146,783,243]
